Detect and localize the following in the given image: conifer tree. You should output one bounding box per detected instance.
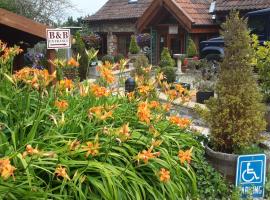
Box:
[160,47,175,68]
[187,38,198,58]
[129,35,140,54]
[205,11,266,153]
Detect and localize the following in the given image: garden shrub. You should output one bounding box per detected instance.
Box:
[114,53,125,63]
[102,54,114,64]
[252,35,270,102]
[133,54,149,76]
[187,38,198,58]
[72,32,89,80]
[203,11,266,153]
[129,35,140,54]
[160,48,175,68]
[161,67,176,83]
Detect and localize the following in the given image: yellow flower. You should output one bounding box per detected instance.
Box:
[151,139,163,147]
[79,84,89,97]
[55,165,70,180]
[159,168,170,183]
[178,148,193,165]
[88,105,114,121]
[116,123,131,142]
[0,159,16,180]
[82,142,100,157]
[55,100,69,112]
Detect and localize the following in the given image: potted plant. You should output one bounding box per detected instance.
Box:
[196,80,215,104]
[200,12,266,183]
[128,35,140,61]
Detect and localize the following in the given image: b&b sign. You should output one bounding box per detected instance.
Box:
[46,29,71,49]
[236,154,266,198]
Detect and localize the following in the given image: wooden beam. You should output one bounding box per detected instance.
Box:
[0,8,48,39]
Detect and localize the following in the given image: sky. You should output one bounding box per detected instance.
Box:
[69,0,108,19]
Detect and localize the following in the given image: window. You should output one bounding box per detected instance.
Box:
[128,0,138,4]
[248,15,267,40]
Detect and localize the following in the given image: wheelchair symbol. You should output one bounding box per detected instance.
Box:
[242,162,260,183]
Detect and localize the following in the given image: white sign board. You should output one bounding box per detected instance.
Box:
[46,29,71,49]
[169,26,178,34]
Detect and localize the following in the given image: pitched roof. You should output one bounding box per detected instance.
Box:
[137,0,213,32]
[85,0,153,22]
[173,0,213,25]
[215,0,270,12]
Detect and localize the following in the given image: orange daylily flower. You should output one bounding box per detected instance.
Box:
[169,116,191,128]
[67,57,79,67]
[178,148,193,165]
[136,146,160,164]
[159,168,170,183]
[55,166,70,180]
[166,89,178,101]
[116,123,131,142]
[0,159,16,180]
[55,100,69,112]
[90,84,110,98]
[79,84,89,97]
[162,103,171,112]
[151,139,163,147]
[82,142,100,157]
[137,102,151,124]
[68,139,80,151]
[98,65,115,84]
[138,85,150,95]
[22,145,40,158]
[59,79,73,91]
[175,84,186,94]
[127,92,135,101]
[149,101,159,109]
[88,105,114,121]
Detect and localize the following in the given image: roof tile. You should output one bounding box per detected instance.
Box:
[85,0,153,21]
[216,0,270,12]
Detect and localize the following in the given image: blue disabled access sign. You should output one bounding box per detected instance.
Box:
[236,154,266,198]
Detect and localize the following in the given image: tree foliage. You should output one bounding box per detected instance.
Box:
[204,11,266,153]
[0,0,74,25]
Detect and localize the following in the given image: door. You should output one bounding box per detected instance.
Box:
[168,34,181,55]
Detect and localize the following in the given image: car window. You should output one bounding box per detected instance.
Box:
[248,15,267,40]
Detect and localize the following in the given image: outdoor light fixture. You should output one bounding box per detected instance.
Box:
[125,77,136,93]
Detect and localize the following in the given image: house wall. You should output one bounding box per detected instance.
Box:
[88,20,137,56]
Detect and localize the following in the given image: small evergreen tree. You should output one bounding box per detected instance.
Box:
[204,11,266,153]
[187,38,198,58]
[160,48,175,68]
[129,35,140,54]
[72,32,89,80]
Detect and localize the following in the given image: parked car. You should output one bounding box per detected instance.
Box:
[200,8,270,62]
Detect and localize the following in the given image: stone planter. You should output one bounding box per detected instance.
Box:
[128,53,140,62]
[205,145,238,183]
[205,145,270,183]
[196,91,214,104]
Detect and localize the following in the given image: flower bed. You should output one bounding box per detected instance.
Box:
[0,41,229,199]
